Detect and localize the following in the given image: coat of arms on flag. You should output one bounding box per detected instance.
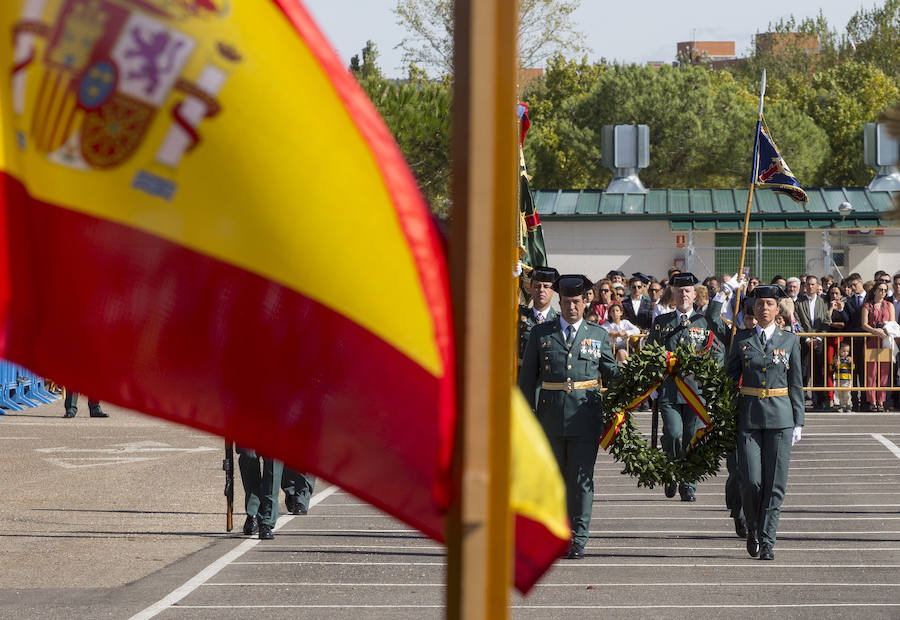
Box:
[753,126,808,204]
[11,0,234,200]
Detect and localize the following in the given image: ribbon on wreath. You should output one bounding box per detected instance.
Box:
[600,351,711,450]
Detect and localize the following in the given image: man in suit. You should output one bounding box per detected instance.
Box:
[646,272,725,502]
[844,273,867,411]
[519,274,619,559]
[518,266,560,366]
[623,274,654,330]
[794,275,832,409]
[726,285,804,561]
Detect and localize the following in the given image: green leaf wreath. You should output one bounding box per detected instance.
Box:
[593,341,737,489]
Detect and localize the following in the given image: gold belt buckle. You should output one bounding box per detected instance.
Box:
[759,388,769,398]
[565,378,574,394]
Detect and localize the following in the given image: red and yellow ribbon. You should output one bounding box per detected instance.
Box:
[600,351,711,451]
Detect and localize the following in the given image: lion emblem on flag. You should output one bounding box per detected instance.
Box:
[11,0,236,198]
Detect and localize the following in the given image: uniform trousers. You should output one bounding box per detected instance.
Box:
[724,449,743,520]
[548,436,599,547]
[737,427,792,547]
[659,401,703,491]
[237,448,283,529]
[282,468,316,511]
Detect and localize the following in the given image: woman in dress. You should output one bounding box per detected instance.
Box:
[860,281,894,411]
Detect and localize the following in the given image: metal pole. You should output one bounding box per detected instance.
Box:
[731,70,766,349]
[446,1,518,618]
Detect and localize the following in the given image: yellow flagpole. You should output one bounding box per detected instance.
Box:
[446,0,519,618]
[731,69,766,348]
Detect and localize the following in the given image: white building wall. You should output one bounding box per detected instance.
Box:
[541,220,900,283]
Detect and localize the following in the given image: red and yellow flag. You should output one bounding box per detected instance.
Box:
[0,0,565,593]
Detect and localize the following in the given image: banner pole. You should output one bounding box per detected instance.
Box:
[730,70,766,349]
[446,0,519,618]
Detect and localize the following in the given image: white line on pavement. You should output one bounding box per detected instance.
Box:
[229,560,900,568]
[201,581,900,587]
[128,484,339,620]
[873,433,900,460]
[171,603,900,610]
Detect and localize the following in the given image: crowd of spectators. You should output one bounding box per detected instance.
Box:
[578,268,900,412]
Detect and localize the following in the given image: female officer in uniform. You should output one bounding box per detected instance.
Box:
[726,285,804,561]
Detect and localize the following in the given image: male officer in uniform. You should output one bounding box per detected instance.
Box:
[726,285,804,560]
[519,275,619,559]
[646,272,724,502]
[518,267,559,366]
[282,468,315,515]
[237,448,283,540]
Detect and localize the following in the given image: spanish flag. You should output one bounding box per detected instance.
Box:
[0,0,566,593]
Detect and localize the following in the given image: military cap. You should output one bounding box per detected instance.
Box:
[607,269,625,278]
[670,272,699,287]
[529,266,559,283]
[553,274,593,297]
[631,272,651,284]
[747,284,788,299]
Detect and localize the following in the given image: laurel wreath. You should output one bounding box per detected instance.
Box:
[593,341,737,488]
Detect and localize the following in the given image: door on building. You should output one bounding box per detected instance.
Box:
[715,232,806,282]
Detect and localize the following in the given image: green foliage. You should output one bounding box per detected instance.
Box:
[524,63,828,189]
[847,0,900,79]
[595,342,737,488]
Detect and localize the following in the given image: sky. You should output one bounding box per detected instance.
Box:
[303,0,871,77]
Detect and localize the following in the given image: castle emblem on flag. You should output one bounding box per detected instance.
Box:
[11,0,236,198]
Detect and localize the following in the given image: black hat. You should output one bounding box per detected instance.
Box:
[607,269,625,278]
[631,272,651,284]
[748,285,788,299]
[553,274,593,297]
[670,272,699,287]
[529,266,559,283]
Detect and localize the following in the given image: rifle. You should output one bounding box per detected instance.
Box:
[223,441,234,531]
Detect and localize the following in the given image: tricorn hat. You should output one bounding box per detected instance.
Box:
[631,272,651,284]
[670,272,699,287]
[553,274,593,297]
[529,266,559,283]
[748,285,788,299]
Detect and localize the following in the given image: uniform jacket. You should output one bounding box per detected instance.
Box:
[726,327,804,430]
[646,307,725,405]
[518,319,618,440]
[623,297,654,330]
[794,294,831,333]
[518,305,558,363]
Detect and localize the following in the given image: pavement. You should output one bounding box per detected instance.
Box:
[2,402,900,618]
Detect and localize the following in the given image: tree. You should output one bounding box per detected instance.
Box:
[524,64,829,190]
[846,0,900,79]
[393,0,588,77]
[349,40,384,81]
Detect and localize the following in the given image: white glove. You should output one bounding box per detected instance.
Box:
[791,425,802,446]
[722,272,746,295]
[513,261,523,278]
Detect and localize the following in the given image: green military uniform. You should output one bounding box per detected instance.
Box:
[518,304,559,364]
[726,287,804,559]
[237,447,283,539]
[518,275,618,556]
[282,468,316,514]
[646,275,725,501]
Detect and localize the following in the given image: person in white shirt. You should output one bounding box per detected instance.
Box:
[785,277,801,301]
[600,301,640,364]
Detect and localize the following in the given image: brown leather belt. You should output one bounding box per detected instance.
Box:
[740,386,789,398]
[541,379,599,394]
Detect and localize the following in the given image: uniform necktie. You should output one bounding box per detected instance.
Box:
[681,315,690,327]
[536,313,544,323]
[759,331,767,348]
[566,325,576,346]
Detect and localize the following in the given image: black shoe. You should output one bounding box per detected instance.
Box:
[565,543,584,559]
[285,495,308,515]
[258,523,274,540]
[89,409,108,418]
[679,485,696,502]
[242,515,259,536]
[63,410,76,418]
[664,483,676,498]
[734,517,748,539]
[759,543,774,560]
[746,531,759,558]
